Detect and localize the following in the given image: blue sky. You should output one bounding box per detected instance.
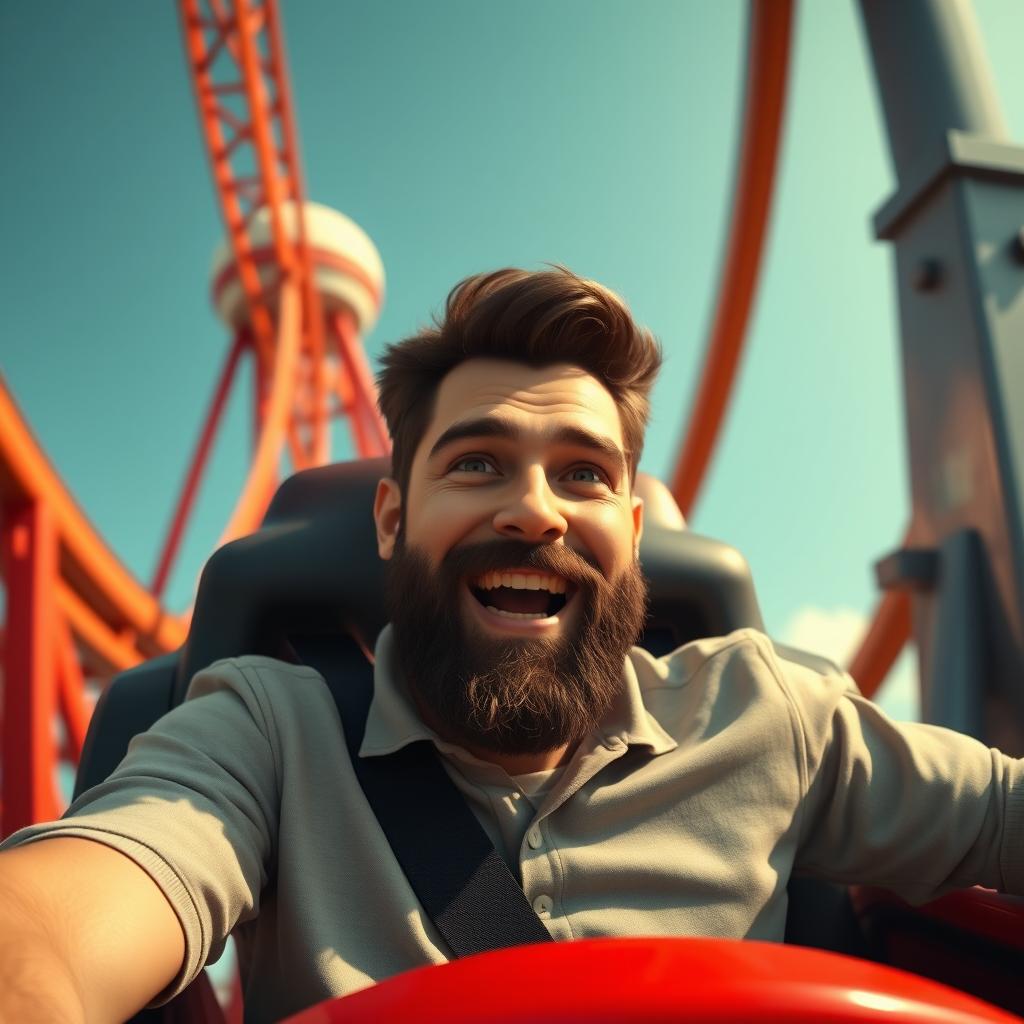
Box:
[3,1,1023,720]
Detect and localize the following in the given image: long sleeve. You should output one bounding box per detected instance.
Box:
[772,645,1024,902]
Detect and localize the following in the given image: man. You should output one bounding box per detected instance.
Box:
[1,267,1022,1023]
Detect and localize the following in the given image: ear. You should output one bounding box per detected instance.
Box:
[374,477,402,560]
[631,494,644,556]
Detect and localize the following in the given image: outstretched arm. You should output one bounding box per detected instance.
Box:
[781,649,1024,899]
[0,837,185,1023]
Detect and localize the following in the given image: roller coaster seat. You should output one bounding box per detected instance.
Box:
[76,459,774,789]
[75,459,869,1021]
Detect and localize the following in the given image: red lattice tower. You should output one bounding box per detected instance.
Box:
[158,0,390,598]
[0,0,392,841]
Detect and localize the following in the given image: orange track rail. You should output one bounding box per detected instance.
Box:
[667,0,908,695]
[1,0,389,838]
[670,0,794,518]
[219,277,302,544]
[0,381,188,663]
[156,0,388,594]
[0,379,189,833]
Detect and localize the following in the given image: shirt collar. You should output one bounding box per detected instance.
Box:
[361,624,677,760]
[608,647,678,755]
[360,624,440,756]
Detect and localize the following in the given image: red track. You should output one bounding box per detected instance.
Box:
[0,0,909,845]
[0,0,388,839]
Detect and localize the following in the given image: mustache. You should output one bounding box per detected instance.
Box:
[440,539,604,589]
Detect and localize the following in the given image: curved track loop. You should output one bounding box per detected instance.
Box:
[670,0,794,518]
[0,280,297,828]
[667,0,909,695]
[217,276,302,545]
[158,0,387,598]
[179,0,327,467]
[1,381,188,830]
[0,380,188,665]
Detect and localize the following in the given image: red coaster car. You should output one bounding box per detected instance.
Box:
[282,937,1020,1024]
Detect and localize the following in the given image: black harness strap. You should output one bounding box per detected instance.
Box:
[293,634,553,958]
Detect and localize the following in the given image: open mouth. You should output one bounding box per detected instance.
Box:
[468,569,574,620]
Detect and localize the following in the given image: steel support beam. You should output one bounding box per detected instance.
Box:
[860,0,1024,750]
[1,500,59,836]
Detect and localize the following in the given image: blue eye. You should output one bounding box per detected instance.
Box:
[567,466,603,483]
[453,457,496,474]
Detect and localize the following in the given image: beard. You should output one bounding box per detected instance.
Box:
[384,536,649,755]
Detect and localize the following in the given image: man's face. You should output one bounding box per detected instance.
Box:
[374,358,647,753]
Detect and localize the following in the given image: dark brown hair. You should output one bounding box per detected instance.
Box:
[376,266,662,493]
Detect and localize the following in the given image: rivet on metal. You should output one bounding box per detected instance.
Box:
[1011,227,1024,265]
[912,259,943,292]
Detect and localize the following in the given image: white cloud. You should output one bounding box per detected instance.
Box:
[780,606,867,665]
[779,605,920,722]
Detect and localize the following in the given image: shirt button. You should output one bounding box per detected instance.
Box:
[527,826,542,849]
[532,894,553,917]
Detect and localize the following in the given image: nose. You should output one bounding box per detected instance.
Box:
[492,467,568,542]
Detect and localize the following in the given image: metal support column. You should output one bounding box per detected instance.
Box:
[1,500,59,836]
[860,0,1024,751]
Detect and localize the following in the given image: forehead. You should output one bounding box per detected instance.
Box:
[422,358,624,451]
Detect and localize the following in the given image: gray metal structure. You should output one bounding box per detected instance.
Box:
[859,0,1024,753]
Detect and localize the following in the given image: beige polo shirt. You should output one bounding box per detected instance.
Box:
[3,626,1023,1023]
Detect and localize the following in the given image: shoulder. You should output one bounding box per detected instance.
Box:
[183,655,335,737]
[187,654,327,698]
[631,626,846,689]
[630,627,855,726]
[162,653,373,778]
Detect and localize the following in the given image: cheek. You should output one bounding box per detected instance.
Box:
[576,504,638,569]
[404,487,487,555]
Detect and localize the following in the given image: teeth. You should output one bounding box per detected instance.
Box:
[474,571,567,594]
[485,606,547,620]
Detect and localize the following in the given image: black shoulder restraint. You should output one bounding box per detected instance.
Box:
[292,634,553,958]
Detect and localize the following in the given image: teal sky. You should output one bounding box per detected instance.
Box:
[3,1,1023,716]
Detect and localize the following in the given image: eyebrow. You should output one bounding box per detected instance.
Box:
[428,416,628,475]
